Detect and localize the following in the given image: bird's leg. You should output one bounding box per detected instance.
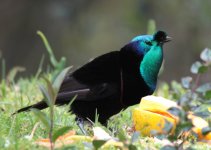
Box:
[76,117,87,135]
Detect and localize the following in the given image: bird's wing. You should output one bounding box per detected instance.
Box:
[13,51,121,114]
[72,51,120,84]
[56,51,121,103]
[57,77,118,103]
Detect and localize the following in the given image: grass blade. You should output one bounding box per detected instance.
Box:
[31,108,50,130]
[52,126,71,142]
[53,67,72,94]
[37,31,57,67]
[39,84,52,107]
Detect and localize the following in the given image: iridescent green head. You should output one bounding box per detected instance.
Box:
[131,31,171,55]
[132,31,171,91]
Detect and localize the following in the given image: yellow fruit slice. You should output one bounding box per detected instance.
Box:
[188,114,211,141]
[133,95,211,143]
[192,127,211,141]
[133,108,176,136]
[140,96,178,111]
[132,96,178,136]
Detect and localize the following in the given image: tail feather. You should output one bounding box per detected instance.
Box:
[12,101,48,115]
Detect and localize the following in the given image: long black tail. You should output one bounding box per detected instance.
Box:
[12,101,48,115]
[12,92,79,115]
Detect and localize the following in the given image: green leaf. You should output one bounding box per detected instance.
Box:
[7,66,25,82]
[190,61,202,74]
[168,107,182,117]
[204,90,211,99]
[39,84,52,107]
[53,67,72,94]
[0,79,6,97]
[128,144,137,150]
[117,128,127,142]
[84,142,93,149]
[198,65,208,74]
[52,126,71,142]
[35,55,45,79]
[92,140,106,149]
[37,31,58,67]
[181,76,192,88]
[177,122,193,132]
[200,48,211,63]
[201,127,211,135]
[56,57,66,71]
[196,83,211,93]
[161,145,177,150]
[1,58,6,80]
[178,93,190,107]
[190,61,208,74]
[194,111,210,118]
[37,30,66,75]
[131,131,140,143]
[94,109,99,124]
[43,77,56,105]
[31,108,50,130]
[163,120,173,133]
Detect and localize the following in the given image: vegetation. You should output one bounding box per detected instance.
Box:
[0,31,210,150]
[156,47,211,149]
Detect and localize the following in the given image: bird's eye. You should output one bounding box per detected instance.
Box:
[145,41,152,46]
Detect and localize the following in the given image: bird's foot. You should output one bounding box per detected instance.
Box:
[76,117,87,135]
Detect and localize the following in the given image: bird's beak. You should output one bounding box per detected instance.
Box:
[164,36,172,43]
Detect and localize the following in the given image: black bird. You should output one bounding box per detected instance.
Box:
[14,31,171,124]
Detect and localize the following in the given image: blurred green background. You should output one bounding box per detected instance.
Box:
[0,0,211,82]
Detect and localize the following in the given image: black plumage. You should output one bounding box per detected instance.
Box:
[14,31,170,124]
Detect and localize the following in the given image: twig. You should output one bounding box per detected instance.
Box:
[29,122,40,140]
[49,106,54,150]
[191,74,201,93]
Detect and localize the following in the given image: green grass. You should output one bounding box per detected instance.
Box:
[0,76,161,149]
[0,31,210,149]
[0,76,210,150]
[0,76,80,149]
